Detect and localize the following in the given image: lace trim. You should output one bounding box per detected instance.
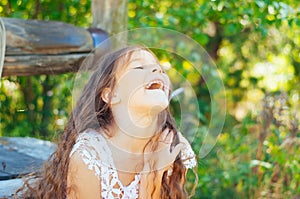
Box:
[181,144,197,169]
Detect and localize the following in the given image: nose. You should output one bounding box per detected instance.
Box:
[151,65,162,73]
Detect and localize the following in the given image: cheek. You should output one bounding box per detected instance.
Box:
[116,74,145,99]
[123,75,144,89]
[163,74,171,92]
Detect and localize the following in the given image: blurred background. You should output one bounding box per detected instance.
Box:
[0,0,299,198]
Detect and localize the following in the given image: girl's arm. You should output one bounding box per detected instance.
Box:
[67,151,101,199]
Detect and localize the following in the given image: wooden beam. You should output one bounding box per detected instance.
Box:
[1,18,110,76]
[3,53,89,76]
[3,17,94,55]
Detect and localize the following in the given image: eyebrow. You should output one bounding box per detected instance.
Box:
[129,58,154,63]
[128,58,142,62]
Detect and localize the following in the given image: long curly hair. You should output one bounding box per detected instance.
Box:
[16,46,196,199]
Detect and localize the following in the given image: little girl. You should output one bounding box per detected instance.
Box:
[18,46,197,199]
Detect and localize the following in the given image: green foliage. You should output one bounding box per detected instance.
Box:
[0,74,74,139]
[0,0,91,139]
[128,1,300,198]
[0,0,299,198]
[0,0,92,26]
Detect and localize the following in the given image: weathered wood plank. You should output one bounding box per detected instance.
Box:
[0,137,56,198]
[2,17,94,55]
[1,17,111,76]
[0,178,24,198]
[2,53,89,76]
[0,145,43,180]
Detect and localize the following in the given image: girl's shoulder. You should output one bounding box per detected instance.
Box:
[69,129,114,178]
[70,129,108,156]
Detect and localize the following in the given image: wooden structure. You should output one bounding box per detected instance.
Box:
[0,0,128,197]
[1,0,128,77]
[0,137,56,197]
[2,17,100,76]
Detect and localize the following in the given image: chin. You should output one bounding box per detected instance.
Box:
[129,88,169,111]
[129,97,169,114]
[149,100,169,114]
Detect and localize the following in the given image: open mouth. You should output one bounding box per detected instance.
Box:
[145,80,164,90]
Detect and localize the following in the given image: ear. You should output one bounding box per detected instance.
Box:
[110,92,121,105]
[101,88,111,103]
[101,88,120,105]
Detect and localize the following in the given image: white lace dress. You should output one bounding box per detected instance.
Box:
[69,129,196,199]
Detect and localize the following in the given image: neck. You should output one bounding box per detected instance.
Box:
[110,104,159,153]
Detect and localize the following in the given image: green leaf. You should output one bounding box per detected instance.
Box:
[295,18,300,26]
[194,33,209,46]
[224,23,240,36]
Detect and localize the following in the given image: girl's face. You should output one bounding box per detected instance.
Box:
[114,50,171,114]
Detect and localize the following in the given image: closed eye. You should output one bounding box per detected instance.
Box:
[134,66,144,69]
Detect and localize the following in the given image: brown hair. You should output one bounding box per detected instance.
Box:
[16,46,195,199]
